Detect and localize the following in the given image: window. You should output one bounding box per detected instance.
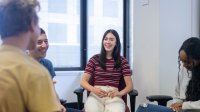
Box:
[87,0,123,60]
[103,0,118,17]
[38,0,130,70]
[48,0,67,13]
[38,0,80,69]
[48,23,67,43]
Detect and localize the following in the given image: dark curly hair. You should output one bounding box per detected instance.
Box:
[0,0,40,39]
[178,37,200,101]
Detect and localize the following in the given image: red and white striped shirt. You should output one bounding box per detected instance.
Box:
[85,54,131,88]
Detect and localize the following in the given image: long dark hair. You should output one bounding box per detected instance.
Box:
[99,29,121,70]
[178,37,200,101]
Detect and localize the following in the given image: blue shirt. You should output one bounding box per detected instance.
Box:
[39,58,56,78]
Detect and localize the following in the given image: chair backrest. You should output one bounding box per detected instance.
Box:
[87,74,128,104]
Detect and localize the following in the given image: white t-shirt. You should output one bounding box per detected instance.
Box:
[173,66,200,109]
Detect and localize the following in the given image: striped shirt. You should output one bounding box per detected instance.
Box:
[85,54,131,88]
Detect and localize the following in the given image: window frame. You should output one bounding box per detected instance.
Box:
[54,0,131,71]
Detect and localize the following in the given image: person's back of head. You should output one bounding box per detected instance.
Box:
[0,0,40,39]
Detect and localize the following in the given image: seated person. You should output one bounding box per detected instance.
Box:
[29,28,55,78]
[0,1,63,111]
[29,28,81,112]
[80,29,133,112]
[136,37,200,112]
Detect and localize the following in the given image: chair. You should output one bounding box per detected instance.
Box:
[74,76,138,112]
[146,95,200,112]
[60,99,67,106]
[146,95,173,106]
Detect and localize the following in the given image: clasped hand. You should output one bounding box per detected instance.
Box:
[94,88,122,98]
[170,102,183,112]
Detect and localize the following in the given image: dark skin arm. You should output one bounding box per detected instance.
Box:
[170,102,183,112]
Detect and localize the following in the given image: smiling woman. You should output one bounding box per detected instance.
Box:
[80,29,133,112]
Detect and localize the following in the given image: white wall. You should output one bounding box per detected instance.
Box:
[54,71,87,102]
[133,0,199,109]
[133,0,160,106]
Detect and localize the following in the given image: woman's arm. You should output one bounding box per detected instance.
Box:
[80,72,107,98]
[80,72,93,92]
[171,100,200,112]
[119,75,133,96]
[182,100,200,109]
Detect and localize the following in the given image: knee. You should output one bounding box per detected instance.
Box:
[84,108,99,112]
[85,103,101,112]
[84,99,103,112]
[136,105,145,112]
[105,104,125,112]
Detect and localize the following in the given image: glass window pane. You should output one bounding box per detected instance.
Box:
[103,0,118,17]
[48,23,67,43]
[38,0,80,68]
[87,0,123,60]
[48,0,67,13]
[88,0,94,16]
[76,0,80,15]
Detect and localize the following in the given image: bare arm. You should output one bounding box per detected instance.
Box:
[119,75,133,96]
[80,72,92,91]
[80,72,107,98]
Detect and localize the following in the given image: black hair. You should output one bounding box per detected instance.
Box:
[99,29,121,70]
[40,28,46,34]
[0,0,40,39]
[178,37,200,101]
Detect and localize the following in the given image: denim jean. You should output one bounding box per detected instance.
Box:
[67,108,82,112]
[136,103,174,112]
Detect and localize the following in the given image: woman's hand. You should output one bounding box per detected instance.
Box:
[93,88,107,98]
[107,90,122,98]
[170,102,182,112]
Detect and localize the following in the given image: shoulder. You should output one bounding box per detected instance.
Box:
[40,58,53,66]
[23,57,51,80]
[0,47,50,81]
[120,56,128,63]
[89,54,99,61]
[40,58,52,64]
[92,54,100,59]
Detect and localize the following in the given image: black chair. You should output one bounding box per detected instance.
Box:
[146,95,200,112]
[146,95,173,106]
[60,99,67,106]
[74,88,138,112]
[73,75,138,112]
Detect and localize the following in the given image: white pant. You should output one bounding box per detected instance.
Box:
[84,86,125,112]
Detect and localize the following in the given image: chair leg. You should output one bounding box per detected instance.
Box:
[77,92,83,110]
